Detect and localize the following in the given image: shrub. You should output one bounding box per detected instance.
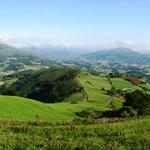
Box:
[75,108,102,119]
[0,85,17,96]
[120,106,137,117]
[70,100,78,104]
[124,90,150,115]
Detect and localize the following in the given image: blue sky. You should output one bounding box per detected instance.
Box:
[0,0,150,51]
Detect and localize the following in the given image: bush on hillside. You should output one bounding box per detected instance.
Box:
[75,108,103,119]
[101,90,150,118]
[0,85,17,96]
[124,90,150,115]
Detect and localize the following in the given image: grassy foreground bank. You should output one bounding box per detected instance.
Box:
[0,117,150,149]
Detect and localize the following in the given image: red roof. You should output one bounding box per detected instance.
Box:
[119,96,125,101]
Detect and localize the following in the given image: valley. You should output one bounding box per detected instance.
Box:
[1,1,150,149]
[0,44,150,149]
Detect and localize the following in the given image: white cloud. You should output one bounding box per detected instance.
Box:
[0,35,150,53]
[0,34,11,44]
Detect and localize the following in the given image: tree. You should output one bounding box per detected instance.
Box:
[124,90,150,115]
[106,87,118,110]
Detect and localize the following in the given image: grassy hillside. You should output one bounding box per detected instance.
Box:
[65,72,111,103]
[111,78,140,89]
[0,117,150,149]
[0,96,109,121]
[0,72,143,121]
[65,72,140,103]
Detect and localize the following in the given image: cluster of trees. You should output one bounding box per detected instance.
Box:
[76,90,150,119]
[0,67,83,103]
[124,90,150,115]
[104,90,150,117]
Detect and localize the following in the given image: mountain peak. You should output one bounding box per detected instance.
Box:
[103,47,138,54]
[0,43,30,58]
[82,47,150,64]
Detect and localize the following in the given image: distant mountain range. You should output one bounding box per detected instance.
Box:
[81,47,150,64]
[23,46,88,59]
[0,44,29,58]
[0,44,60,72]
[0,44,150,69]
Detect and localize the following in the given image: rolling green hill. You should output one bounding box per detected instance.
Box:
[0,96,111,121]
[82,47,150,64]
[0,71,144,121]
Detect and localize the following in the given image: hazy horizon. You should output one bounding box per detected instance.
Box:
[0,0,150,53]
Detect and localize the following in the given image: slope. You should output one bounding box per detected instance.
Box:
[0,96,110,121]
[0,44,28,58]
[0,72,142,121]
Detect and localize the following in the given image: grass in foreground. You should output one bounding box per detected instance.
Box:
[0,117,150,149]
